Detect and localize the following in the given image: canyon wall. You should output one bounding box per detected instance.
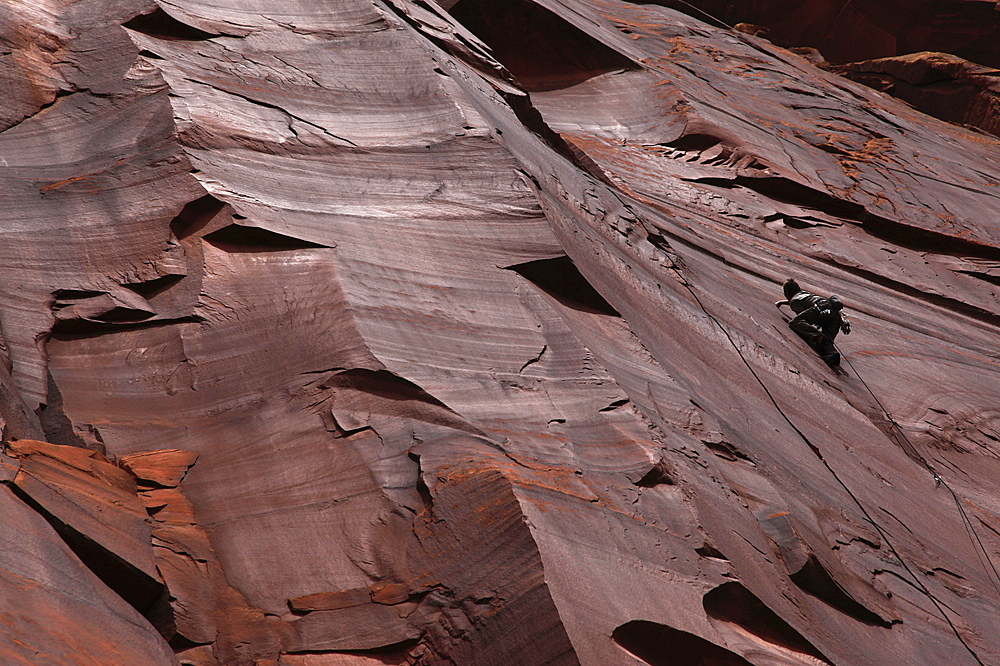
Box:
[1,0,999,664]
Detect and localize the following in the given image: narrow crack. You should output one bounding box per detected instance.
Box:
[182,77,360,147]
[518,344,546,374]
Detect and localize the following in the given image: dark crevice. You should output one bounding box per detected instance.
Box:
[612,620,753,666]
[861,214,1000,261]
[408,451,434,513]
[388,0,619,183]
[203,225,329,252]
[322,369,490,439]
[449,0,639,92]
[518,345,546,374]
[790,554,895,627]
[125,274,185,298]
[691,176,867,221]
[37,371,100,453]
[50,309,164,336]
[169,195,228,240]
[442,0,638,183]
[703,439,753,462]
[703,582,831,664]
[957,270,1000,288]
[508,256,621,317]
[8,483,165,617]
[50,315,205,340]
[52,289,106,300]
[671,132,731,153]
[147,589,182,644]
[325,370,452,410]
[123,8,216,40]
[503,93,617,187]
[635,460,675,487]
[92,307,155,323]
[166,631,203,651]
[695,174,1000,262]
[695,544,729,560]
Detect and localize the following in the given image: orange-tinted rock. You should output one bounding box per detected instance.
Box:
[286,603,421,653]
[0,451,18,482]
[289,588,373,613]
[2,0,1000,664]
[131,453,280,660]
[839,51,1000,137]
[371,582,413,605]
[122,448,199,488]
[6,439,162,613]
[0,486,175,665]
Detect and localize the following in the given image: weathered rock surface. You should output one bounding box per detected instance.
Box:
[0,444,177,665]
[838,52,1000,137]
[1,0,999,664]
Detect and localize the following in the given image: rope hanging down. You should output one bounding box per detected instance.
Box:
[833,338,1000,598]
[677,277,987,665]
[608,0,999,650]
[663,0,1000,606]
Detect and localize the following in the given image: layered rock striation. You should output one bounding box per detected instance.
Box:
[1,0,999,664]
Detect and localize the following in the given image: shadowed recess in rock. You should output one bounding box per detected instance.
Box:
[509,256,621,317]
[634,459,676,487]
[649,0,1000,67]
[50,314,202,338]
[8,482,165,617]
[791,554,895,627]
[203,225,329,252]
[612,620,753,666]
[124,8,217,41]
[449,0,639,91]
[169,195,228,239]
[703,582,832,663]
[125,274,185,299]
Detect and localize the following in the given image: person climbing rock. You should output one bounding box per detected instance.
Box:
[775,278,851,366]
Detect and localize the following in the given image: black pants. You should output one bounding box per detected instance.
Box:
[789,316,840,365]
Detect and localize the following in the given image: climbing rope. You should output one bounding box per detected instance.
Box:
[832,338,1000,598]
[677,278,987,665]
[660,0,1000,607]
[595,0,997,652]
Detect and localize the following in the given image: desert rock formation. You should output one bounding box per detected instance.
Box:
[1,0,999,664]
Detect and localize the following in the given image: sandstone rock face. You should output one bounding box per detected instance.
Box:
[1,1,999,665]
[838,52,1000,137]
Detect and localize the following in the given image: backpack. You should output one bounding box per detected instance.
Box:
[788,292,828,314]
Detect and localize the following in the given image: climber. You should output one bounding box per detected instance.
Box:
[775,278,851,366]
